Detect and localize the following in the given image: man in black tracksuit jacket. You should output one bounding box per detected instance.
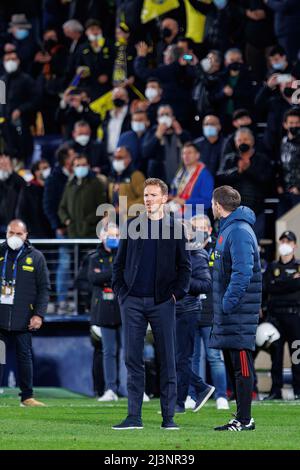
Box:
[0,220,50,405]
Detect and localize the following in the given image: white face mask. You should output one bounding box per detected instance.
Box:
[131,121,146,133]
[0,170,12,181]
[200,57,212,73]
[112,160,126,173]
[278,243,294,257]
[7,235,24,251]
[4,60,18,73]
[42,168,51,180]
[88,33,102,42]
[145,87,159,101]
[158,115,172,128]
[74,134,90,146]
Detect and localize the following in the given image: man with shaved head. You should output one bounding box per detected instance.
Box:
[0,219,50,406]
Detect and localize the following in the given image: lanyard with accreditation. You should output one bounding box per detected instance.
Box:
[0,247,25,305]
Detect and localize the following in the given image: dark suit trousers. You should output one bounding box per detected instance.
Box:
[120,296,177,420]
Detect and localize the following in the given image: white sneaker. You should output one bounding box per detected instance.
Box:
[97,389,118,402]
[143,392,150,402]
[184,395,196,410]
[216,397,230,410]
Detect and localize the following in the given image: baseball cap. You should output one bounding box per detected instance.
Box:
[279,230,297,242]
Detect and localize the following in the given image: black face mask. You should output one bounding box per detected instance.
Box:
[289,127,300,138]
[228,62,242,72]
[161,27,172,39]
[283,87,294,98]
[238,143,250,153]
[113,98,126,108]
[44,39,58,52]
[189,230,210,245]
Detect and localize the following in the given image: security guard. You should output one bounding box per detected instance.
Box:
[87,223,127,400]
[0,219,50,406]
[263,230,300,400]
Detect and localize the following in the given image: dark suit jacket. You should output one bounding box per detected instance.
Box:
[112,212,191,304]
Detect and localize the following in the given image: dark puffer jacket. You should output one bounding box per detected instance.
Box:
[209,206,262,351]
[0,241,50,331]
[176,248,211,314]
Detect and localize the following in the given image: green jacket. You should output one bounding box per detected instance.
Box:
[58,174,106,238]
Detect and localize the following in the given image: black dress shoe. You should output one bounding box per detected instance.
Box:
[263,392,282,400]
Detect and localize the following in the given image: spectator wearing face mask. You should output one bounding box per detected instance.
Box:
[102,87,131,157]
[0,51,39,165]
[255,71,298,158]
[194,114,224,176]
[32,28,69,134]
[263,230,300,401]
[5,14,38,74]
[217,127,271,238]
[267,46,292,78]
[72,19,114,99]
[156,17,179,65]
[58,155,107,238]
[108,146,145,221]
[117,110,150,173]
[142,105,190,185]
[210,48,257,132]
[144,78,165,126]
[57,88,101,139]
[16,159,53,238]
[68,120,110,175]
[0,153,25,238]
[277,108,300,216]
[134,42,192,126]
[221,108,265,157]
[264,0,300,64]
[192,50,224,123]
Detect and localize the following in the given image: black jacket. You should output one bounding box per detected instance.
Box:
[112,213,191,304]
[217,150,272,214]
[88,245,121,327]
[43,165,69,231]
[263,257,300,315]
[16,181,53,238]
[0,70,39,126]
[176,248,211,314]
[0,172,25,230]
[0,242,50,331]
[68,139,110,175]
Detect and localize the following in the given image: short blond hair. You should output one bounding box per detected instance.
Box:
[144,178,168,196]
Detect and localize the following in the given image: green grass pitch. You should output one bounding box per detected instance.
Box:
[0,388,300,450]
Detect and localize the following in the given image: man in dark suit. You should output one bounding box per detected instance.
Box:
[112,178,191,430]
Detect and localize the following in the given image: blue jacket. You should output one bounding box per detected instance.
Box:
[176,248,211,314]
[117,130,146,170]
[209,206,262,351]
[184,167,213,214]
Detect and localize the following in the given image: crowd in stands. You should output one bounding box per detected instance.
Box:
[0,1,300,246]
